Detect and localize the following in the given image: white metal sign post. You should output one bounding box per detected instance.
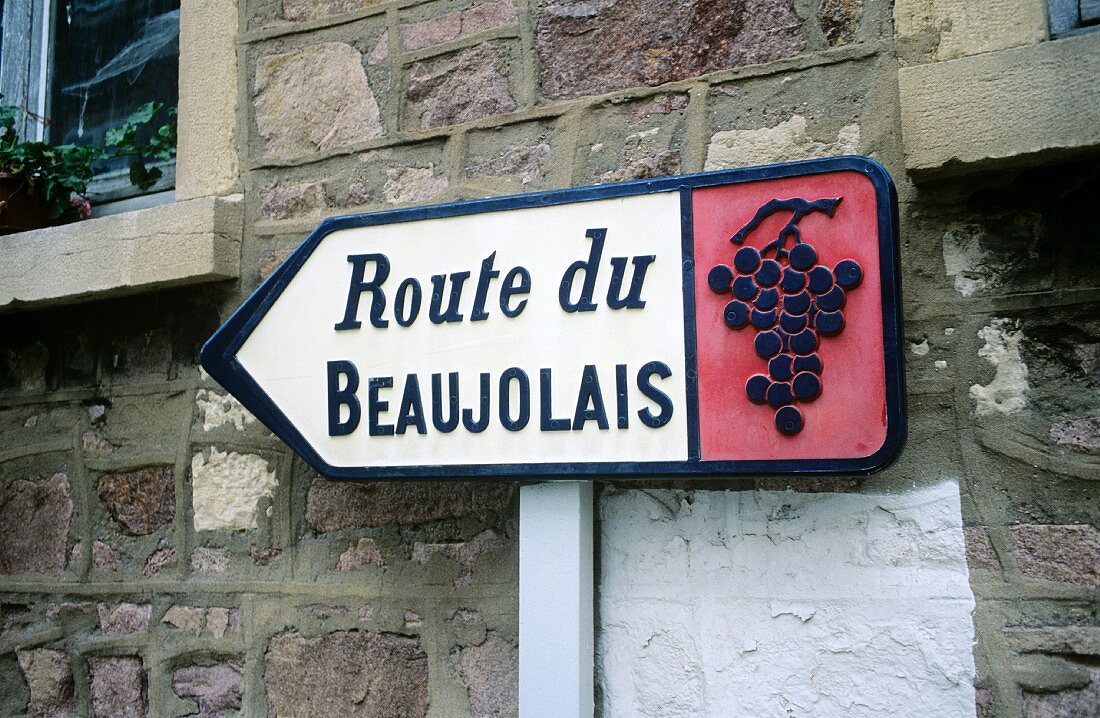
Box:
[519,482,593,717]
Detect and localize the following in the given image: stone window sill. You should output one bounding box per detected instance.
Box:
[0,194,242,314]
[899,32,1100,180]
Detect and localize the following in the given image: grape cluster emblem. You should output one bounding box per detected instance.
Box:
[707,197,863,436]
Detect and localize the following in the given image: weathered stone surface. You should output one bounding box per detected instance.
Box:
[259,181,329,221]
[306,479,514,531]
[97,467,175,536]
[976,687,993,718]
[599,150,681,183]
[402,1,518,51]
[412,530,506,587]
[251,546,283,565]
[1050,418,1100,451]
[970,319,1028,417]
[536,0,805,100]
[1024,669,1100,717]
[254,43,383,160]
[894,0,1045,63]
[16,648,75,718]
[91,541,123,570]
[196,389,257,432]
[337,538,385,572]
[191,448,277,532]
[408,43,517,130]
[964,526,1001,571]
[1011,525,1100,587]
[172,663,242,718]
[0,473,73,575]
[142,547,176,577]
[819,0,861,46]
[466,142,550,184]
[191,547,231,573]
[97,603,152,635]
[704,114,859,170]
[163,605,207,635]
[282,0,363,22]
[264,631,429,717]
[382,166,450,205]
[89,656,146,718]
[207,607,231,638]
[82,431,113,453]
[458,634,518,718]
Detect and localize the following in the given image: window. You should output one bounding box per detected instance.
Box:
[1050,0,1100,37]
[0,0,179,206]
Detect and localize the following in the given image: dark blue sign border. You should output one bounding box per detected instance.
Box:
[201,156,905,480]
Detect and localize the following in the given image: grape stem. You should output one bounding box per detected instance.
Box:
[729,197,843,258]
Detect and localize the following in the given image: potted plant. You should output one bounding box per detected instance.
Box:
[0,100,177,234]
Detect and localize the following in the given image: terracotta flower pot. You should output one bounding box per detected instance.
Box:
[0,173,48,235]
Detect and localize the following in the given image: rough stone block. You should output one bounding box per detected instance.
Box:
[89,656,146,718]
[16,648,75,718]
[191,448,277,532]
[259,181,329,221]
[253,43,383,160]
[282,0,364,22]
[382,165,450,205]
[142,547,176,578]
[401,0,518,51]
[191,547,231,574]
[306,479,514,531]
[1024,669,1100,717]
[264,631,428,717]
[412,530,507,587]
[536,0,804,100]
[1011,524,1100,588]
[963,526,1001,572]
[0,473,73,575]
[336,538,385,572]
[705,114,860,170]
[91,541,123,571]
[96,468,175,537]
[172,663,243,718]
[196,389,258,432]
[407,43,517,130]
[97,603,152,635]
[458,633,518,718]
[819,0,862,46]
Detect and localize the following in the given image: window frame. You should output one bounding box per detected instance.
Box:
[0,0,179,205]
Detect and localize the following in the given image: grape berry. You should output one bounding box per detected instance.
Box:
[708,197,862,435]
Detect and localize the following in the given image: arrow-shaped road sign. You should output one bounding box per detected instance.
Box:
[202,156,905,480]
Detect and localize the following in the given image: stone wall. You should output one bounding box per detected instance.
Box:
[1,0,1098,716]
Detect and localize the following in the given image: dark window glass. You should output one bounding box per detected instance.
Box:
[49,0,178,171]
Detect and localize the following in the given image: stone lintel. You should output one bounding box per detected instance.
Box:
[0,195,242,314]
[899,32,1100,180]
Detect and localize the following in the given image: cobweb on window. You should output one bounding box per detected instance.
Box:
[60,8,178,137]
[62,9,179,94]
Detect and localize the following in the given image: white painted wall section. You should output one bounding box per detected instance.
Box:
[597,481,976,717]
